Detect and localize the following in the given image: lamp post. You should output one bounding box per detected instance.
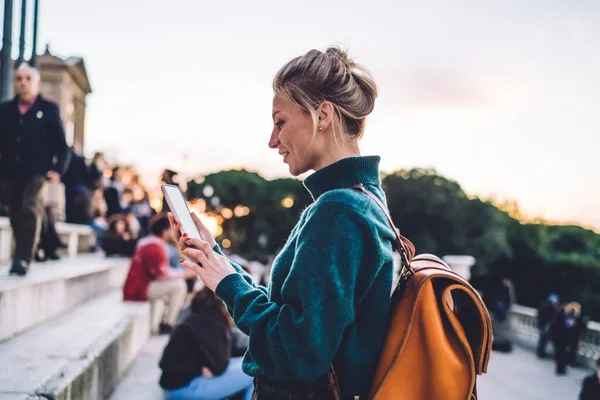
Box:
[30,0,39,67]
[16,0,26,66]
[0,0,15,101]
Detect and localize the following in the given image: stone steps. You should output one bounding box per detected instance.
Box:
[108,335,169,400]
[0,289,150,400]
[0,254,129,341]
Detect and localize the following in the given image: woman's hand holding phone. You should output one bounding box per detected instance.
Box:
[168,212,216,248]
[168,212,236,292]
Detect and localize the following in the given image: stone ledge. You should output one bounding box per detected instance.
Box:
[0,217,95,262]
[0,290,150,400]
[0,255,129,342]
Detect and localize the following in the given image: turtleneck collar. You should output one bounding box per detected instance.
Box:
[303,156,381,200]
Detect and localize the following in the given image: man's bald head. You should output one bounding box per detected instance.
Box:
[14,63,41,100]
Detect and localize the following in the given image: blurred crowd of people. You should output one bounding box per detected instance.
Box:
[34,149,184,262]
[482,277,596,397]
[536,294,588,375]
[120,212,257,400]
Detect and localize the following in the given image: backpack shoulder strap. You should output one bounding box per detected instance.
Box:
[349,184,415,268]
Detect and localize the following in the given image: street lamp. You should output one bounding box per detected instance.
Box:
[16,0,27,66]
[30,0,39,67]
[0,0,14,100]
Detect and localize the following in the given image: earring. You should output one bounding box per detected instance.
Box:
[318,125,323,130]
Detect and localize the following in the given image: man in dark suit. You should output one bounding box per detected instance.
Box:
[0,63,68,276]
[579,358,600,400]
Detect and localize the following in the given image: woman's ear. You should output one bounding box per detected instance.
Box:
[316,101,335,132]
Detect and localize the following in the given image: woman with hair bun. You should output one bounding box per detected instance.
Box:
[171,46,398,399]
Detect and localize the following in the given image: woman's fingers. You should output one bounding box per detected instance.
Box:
[178,233,188,251]
[181,244,213,264]
[185,237,212,253]
[168,213,182,240]
[191,212,206,232]
[180,259,203,276]
[191,212,217,247]
[180,248,209,270]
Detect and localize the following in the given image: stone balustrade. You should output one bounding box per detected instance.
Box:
[508,304,600,369]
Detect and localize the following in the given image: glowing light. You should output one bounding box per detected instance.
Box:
[216,226,223,236]
[222,208,233,219]
[281,197,294,208]
[199,214,220,237]
[222,239,231,249]
[187,199,206,215]
[242,206,250,216]
[150,197,162,211]
[203,185,214,197]
[234,205,245,218]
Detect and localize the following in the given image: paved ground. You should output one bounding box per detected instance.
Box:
[478,345,591,400]
[108,335,168,400]
[111,334,593,400]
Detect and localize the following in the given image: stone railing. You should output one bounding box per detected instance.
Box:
[508,304,600,369]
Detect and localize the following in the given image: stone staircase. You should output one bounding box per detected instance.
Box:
[0,254,151,400]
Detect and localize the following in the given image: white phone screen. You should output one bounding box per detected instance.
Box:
[161,184,202,240]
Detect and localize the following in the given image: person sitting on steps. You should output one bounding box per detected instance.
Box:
[122,213,196,334]
[159,286,254,400]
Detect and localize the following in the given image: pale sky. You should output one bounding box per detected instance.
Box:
[4,0,599,230]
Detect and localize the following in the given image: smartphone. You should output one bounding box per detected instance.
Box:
[161,184,202,240]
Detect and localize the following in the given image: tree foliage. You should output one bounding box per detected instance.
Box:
[187,167,600,320]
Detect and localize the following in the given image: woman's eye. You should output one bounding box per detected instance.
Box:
[275,121,284,129]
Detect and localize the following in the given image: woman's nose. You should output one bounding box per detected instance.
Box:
[268,129,280,149]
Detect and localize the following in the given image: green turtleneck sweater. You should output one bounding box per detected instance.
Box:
[215,156,397,398]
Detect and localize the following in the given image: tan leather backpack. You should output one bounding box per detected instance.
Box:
[352,185,493,400]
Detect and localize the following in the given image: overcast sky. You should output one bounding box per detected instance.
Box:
[4,0,599,230]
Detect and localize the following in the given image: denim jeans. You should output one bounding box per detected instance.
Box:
[88,220,107,248]
[164,357,253,400]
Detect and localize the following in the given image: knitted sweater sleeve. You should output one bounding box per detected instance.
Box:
[215,201,376,381]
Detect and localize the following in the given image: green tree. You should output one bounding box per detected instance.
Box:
[187,167,600,320]
[186,169,311,258]
[382,168,512,269]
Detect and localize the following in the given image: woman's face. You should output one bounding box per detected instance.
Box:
[269,94,320,176]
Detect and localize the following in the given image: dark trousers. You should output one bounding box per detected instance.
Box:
[251,375,342,400]
[0,175,46,262]
[554,341,568,374]
[536,324,551,356]
[37,206,63,258]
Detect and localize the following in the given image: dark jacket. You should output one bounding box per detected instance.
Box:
[87,162,104,189]
[61,150,89,186]
[537,301,558,328]
[550,309,587,345]
[580,374,600,400]
[0,95,68,178]
[159,307,231,390]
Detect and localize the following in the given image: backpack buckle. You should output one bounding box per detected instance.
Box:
[393,265,414,303]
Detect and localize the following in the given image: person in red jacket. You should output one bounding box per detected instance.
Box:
[123,213,196,334]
